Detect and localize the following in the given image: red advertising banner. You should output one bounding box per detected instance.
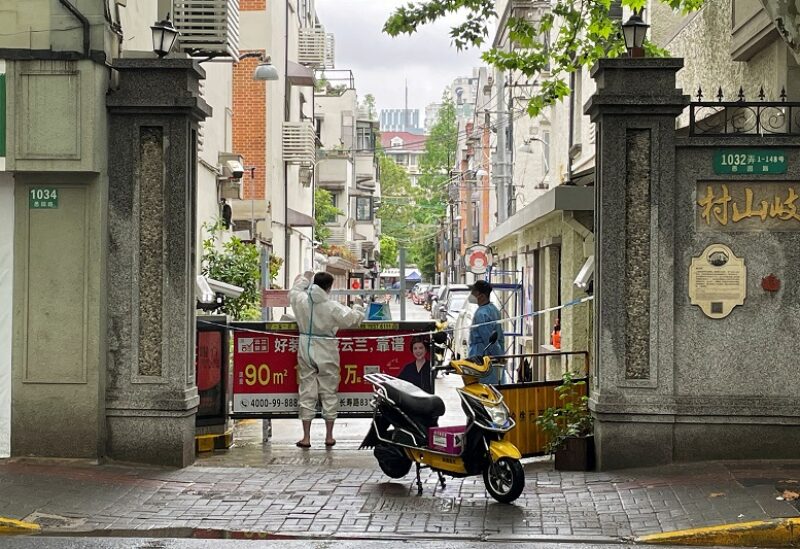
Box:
[232,321,436,416]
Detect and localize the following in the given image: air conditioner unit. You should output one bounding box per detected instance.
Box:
[298,25,327,68]
[173,0,240,60]
[282,121,316,165]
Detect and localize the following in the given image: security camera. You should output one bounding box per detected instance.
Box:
[196,276,224,311]
[227,160,245,180]
[573,255,594,291]
[206,277,244,299]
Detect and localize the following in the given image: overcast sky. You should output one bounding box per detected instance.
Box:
[315,0,485,117]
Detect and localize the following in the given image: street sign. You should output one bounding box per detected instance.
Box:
[713,149,786,175]
[465,244,492,274]
[29,187,58,209]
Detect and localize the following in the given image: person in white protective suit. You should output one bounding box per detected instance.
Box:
[289,270,365,448]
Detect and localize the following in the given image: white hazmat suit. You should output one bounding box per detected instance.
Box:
[289,276,365,421]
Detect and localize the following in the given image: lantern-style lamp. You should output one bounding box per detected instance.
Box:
[253,56,280,81]
[621,9,649,58]
[151,14,180,58]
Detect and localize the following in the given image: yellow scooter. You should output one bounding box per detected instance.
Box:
[360,332,525,503]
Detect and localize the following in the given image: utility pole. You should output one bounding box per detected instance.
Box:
[449,200,456,283]
[494,71,508,224]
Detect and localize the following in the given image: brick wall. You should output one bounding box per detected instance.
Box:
[232,51,267,200]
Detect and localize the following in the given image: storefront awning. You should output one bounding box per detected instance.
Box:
[486,185,593,246]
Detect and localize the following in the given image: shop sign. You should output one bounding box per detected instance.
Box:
[232,321,436,417]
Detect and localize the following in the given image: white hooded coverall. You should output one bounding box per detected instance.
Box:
[289,277,365,421]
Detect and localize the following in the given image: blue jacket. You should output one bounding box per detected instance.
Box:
[469,303,504,359]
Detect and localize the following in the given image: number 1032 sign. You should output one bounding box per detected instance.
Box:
[232,322,435,416]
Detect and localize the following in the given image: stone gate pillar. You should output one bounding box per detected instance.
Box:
[106,58,211,467]
[586,59,689,469]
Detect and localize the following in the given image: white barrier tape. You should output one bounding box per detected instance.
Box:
[197,295,593,341]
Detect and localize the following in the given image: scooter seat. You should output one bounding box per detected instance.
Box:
[383,377,445,419]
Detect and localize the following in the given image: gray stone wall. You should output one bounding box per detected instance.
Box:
[589,57,800,469]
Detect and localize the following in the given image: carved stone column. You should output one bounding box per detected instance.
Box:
[585,58,688,469]
[106,58,211,467]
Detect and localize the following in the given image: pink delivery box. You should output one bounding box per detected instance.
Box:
[428,425,467,455]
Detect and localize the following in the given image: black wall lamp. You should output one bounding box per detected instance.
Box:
[151,14,180,58]
[621,9,649,58]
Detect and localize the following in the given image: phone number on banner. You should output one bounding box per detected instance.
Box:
[234,392,374,414]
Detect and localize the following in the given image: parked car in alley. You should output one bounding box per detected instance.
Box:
[436,284,471,322]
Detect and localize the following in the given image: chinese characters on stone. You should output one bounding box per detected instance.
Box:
[697,184,800,227]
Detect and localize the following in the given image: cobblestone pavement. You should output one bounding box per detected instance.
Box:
[2,303,797,542]
[1,455,799,542]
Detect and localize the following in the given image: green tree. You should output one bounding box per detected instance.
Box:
[376,155,416,246]
[378,235,398,267]
[314,188,343,245]
[360,93,378,120]
[201,221,261,320]
[410,98,457,280]
[384,0,704,116]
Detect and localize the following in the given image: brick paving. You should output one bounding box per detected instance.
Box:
[1,456,799,541]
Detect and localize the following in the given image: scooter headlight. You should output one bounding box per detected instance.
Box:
[484,404,509,426]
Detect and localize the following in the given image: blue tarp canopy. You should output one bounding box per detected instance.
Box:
[404,270,421,281]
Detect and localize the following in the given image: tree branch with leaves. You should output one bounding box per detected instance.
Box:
[384,0,704,116]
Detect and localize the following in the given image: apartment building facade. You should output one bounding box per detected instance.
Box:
[315,79,381,274]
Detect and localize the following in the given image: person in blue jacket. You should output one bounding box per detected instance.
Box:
[468,280,505,384]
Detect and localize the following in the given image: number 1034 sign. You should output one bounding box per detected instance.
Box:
[231,322,435,417]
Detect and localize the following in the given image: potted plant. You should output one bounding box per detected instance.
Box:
[536,370,595,471]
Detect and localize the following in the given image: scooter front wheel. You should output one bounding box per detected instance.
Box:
[374,444,413,479]
[483,458,525,503]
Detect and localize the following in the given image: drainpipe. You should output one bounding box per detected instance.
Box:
[283,0,290,289]
[58,0,90,57]
[567,70,575,184]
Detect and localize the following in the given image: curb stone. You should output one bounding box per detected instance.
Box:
[637,517,800,547]
[0,517,41,535]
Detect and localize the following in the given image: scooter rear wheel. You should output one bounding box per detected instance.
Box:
[374,444,413,479]
[483,458,525,503]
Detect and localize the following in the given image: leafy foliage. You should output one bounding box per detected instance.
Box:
[536,370,593,454]
[269,255,283,290]
[360,93,378,120]
[201,221,261,320]
[375,100,457,279]
[314,188,344,245]
[384,0,705,116]
[376,155,416,249]
[410,98,457,280]
[378,235,399,267]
